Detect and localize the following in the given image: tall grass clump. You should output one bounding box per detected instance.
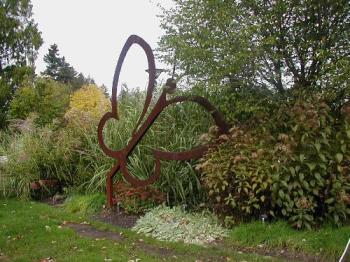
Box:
[81,88,213,207]
[1,85,215,206]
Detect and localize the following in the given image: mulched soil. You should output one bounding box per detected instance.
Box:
[93,207,140,229]
[135,241,178,258]
[0,253,10,262]
[218,242,325,262]
[40,196,66,206]
[62,222,123,242]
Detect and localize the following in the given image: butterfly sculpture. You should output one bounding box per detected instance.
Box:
[98,35,230,207]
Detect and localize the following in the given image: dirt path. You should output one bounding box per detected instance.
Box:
[63,222,123,242]
[63,217,325,262]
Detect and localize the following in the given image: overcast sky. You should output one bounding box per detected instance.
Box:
[31,0,173,94]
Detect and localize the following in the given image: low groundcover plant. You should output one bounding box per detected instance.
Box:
[132,205,228,245]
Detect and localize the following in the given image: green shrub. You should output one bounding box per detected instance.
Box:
[9,78,70,126]
[270,98,350,229]
[198,125,274,224]
[198,93,350,229]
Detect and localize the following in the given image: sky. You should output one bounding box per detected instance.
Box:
[31,0,173,94]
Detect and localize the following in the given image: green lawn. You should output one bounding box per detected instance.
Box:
[0,198,348,262]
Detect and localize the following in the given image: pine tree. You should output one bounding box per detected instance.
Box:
[57,56,77,84]
[43,44,62,80]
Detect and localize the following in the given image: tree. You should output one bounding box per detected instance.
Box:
[43,44,95,90]
[158,0,350,93]
[0,0,42,127]
[9,78,71,126]
[64,84,110,128]
[43,44,77,84]
[42,44,61,80]
[57,56,77,84]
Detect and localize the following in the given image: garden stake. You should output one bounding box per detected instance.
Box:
[98,35,230,207]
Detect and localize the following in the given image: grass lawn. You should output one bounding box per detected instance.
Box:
[0,198,349,262]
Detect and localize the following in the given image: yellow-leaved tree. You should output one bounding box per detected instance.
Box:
[65,84,110,128]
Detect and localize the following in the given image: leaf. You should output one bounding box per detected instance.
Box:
[315,173,322,181]
[306,163,316,172]
[334,214,339,223]
[304,214,313,222]
[292,125,298,132]
[278,190,285,199]
[289,167,295,176]
[314,143,321,152]
[252,183,257,190]
[299,173,304,181]
[335,153,343,163]
[299,154,305,163]
[341,144,346,154]
[318,153,326,162]
[302,181,309,190]
[325,198,334,204]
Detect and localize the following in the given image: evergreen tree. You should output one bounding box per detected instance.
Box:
[43,44,95,90]
[57,56,77,84]
[43,44,62,80]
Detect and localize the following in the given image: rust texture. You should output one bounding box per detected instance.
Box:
[98,35,230,207]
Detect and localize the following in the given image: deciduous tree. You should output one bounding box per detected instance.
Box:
[0,0,42,127]
[159,0,350,93]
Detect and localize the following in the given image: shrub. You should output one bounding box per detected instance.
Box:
[64,84,110,128]
[9,78,71,126]
[270,97,350,229]
[198,93,350,228]
[197,125,274,224]
[114,181,165,214]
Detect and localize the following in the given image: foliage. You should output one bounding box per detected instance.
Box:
[9,78,71,126]
[0,0,42,68]
[1,123,82,199]
[114,181,165,214]
[270,96,350,229]
[0,66,35,128]
[42,44,95,89]
[159,0,350,93]
[80,88,211,206]
[64,84,110,128]
[64,193,106,215]
[198,93,350,228]
[0,0,42,128]
[198,125,274,224]
[133,205,228,245]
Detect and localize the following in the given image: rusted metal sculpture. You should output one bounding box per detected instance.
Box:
[98,35,229,207]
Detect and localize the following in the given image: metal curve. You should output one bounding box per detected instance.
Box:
[98,35,230,207]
